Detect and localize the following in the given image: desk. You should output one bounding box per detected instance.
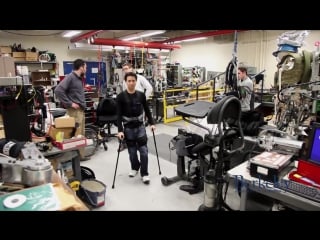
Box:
[227,161,320,211]
[43,146,82,182]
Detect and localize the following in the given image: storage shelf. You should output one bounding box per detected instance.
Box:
[15,61,57,86]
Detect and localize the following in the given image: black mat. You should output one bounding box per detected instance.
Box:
[147,133,177,163]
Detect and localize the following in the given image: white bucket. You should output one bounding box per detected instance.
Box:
[79,179,106,208]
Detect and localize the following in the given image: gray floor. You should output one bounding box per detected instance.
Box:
[80,120,244,211]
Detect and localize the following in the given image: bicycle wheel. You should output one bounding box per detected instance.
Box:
[85,127,99,157]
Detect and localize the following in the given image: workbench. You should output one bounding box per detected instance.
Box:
[43,146,82,183]
[227,161,320,211]
[0,171,89,211]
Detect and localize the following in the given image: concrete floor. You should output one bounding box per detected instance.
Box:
[80,120,245,211]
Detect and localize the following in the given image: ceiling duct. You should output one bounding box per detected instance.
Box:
[159,30,246,43]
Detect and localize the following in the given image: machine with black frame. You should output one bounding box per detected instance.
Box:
[169,96,245,211]
[160,101,216,194]
[0,77,33,142]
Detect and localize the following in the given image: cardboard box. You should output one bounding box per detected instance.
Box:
[25,52,38,61]
[49,126,74,141]
[54,117,76,128]
[12,52,26,58]
[53,137,87,150]
[0,56,16,77]
[0,46,12,54]
[13,57,25,62]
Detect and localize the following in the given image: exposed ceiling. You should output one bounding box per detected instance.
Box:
[0,30,238,51]
[69,30,238,50]
[94,30,212,40]
[0,30,235,41]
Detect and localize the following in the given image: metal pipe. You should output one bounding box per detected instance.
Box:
[92,38,181,50]
[70,30,104,43]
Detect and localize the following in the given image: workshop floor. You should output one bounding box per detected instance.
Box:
[80,120,274,211]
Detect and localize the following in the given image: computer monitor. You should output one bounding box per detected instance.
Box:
[307,122,320,165]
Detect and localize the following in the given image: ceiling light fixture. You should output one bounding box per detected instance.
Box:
[68,43,126,51]
[121,30,166,41]
[182,37,207,42]
[63,30,82,38]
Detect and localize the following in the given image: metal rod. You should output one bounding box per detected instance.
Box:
[112,139,122,189]
[152,130,162,175]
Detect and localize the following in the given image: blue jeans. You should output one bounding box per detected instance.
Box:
[124,125,149,177]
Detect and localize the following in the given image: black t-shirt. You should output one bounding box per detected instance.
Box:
[116,90,154,132]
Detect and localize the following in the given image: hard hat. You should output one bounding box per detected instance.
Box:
[272,44,299,57]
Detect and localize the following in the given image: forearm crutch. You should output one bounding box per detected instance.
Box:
[112,139,122,189]
[152,130,162,175]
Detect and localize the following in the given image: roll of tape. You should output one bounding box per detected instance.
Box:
[3,194,27,209]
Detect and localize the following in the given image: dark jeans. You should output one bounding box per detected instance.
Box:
[124,125,149,177]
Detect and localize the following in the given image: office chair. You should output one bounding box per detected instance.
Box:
[85,97,118,152]
[96,97,118,136]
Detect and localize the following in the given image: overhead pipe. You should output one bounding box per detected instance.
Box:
[70,30,245,49]
[159,30,247,43]
[70,30,104,43]
[92,38,181,50]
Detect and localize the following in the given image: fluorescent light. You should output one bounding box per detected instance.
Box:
[182,37,207,42]
[69,43,126,51]
[140,30,165,38]
[121,30,166,41]
[63,30,82,38]
[147,49,170,53]
[122,35,140,41]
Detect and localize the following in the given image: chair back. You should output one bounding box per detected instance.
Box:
[206,95,244,155]
[96,98,117,117]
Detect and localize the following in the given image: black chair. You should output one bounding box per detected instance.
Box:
[86,97,118,150]
[96,97,118,136]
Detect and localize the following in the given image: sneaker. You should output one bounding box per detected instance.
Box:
[128,170,138,177]
[142,175,150,184]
